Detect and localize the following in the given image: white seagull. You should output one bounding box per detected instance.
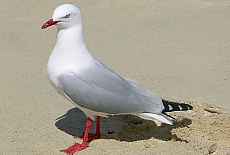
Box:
[41,4,192,155]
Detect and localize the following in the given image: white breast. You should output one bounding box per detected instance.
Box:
[47,43,94,86]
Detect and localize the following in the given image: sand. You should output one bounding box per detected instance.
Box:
[0,0,229,154]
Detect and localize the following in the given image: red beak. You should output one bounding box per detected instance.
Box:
[41,18,59,29]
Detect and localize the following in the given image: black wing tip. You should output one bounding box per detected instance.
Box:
[162,99,193,112]
[186,104,193,110]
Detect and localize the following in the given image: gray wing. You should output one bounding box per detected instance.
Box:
[58,60,164,114]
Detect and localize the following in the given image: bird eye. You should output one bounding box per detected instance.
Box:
[64,14,70,18]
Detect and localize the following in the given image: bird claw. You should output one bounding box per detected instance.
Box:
[61,142,88,155]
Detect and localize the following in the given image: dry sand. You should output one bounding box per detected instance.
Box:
[0,0,229,154]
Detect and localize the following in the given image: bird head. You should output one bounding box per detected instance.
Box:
[41,4,82,29]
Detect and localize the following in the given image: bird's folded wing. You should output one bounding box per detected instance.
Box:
[57,62,164,114]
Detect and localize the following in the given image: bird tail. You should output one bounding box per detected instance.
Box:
[138,100,193,126]
[162,99,193,112]
[139,113,173,125]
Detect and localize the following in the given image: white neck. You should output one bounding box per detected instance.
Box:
[56,24,84,48]
[48,24,94,77]
[53,24,93,61]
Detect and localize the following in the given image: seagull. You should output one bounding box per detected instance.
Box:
[41,4,193,155]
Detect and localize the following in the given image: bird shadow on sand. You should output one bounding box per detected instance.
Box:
[55,104,192,143]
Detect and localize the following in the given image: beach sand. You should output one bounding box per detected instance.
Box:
[0,0,229,154]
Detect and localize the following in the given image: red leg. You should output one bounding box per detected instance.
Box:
[79,116,101,142]
[61,118,93,155]
[95,116,101,136]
